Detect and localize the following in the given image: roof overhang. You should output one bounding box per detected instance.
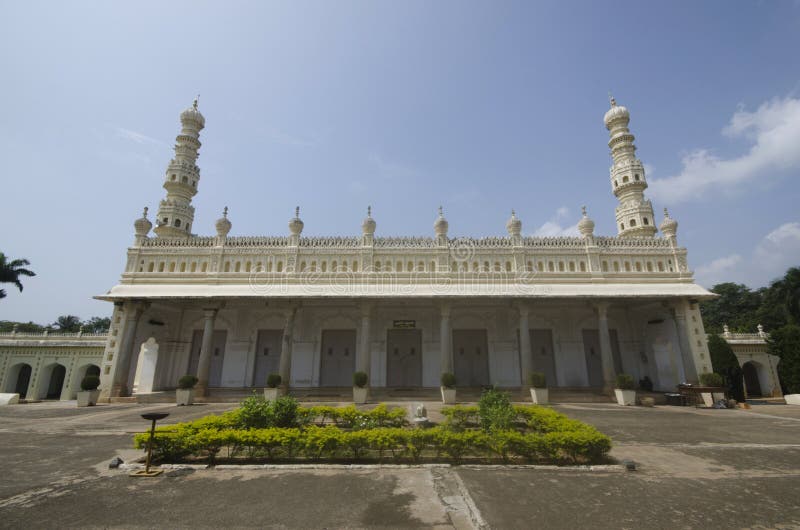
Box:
[95,282,715,301]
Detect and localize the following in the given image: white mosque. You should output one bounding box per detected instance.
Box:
[83,96,715,401]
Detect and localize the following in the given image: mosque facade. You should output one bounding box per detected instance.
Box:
[92,97,715,401]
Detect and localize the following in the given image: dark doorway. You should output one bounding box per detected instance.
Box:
[14,364,32,398]
[530,329,557,387]
[254,329,283,387]
[742,362,762,397]
[188,330,228,387]
[46,365,66,399]
[453,329,490,387]
[386,329,422,387]
[319,329,356,387]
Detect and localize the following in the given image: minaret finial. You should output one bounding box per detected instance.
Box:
[143,206,148,218]
[581,205,587,217]
[663,207,669,217]
[223,206,228,218]
[511,209,516,217]
[295,206,300,218]
[438,205,443,217]
[609,91,616,106]
[193,95,199,110]
[367,205,372,217]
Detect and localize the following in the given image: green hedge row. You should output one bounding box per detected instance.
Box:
[134,424,611,465]
[441,405,593,433]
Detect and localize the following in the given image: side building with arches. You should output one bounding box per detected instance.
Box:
[721,325,783,399]
[0,329,104,401]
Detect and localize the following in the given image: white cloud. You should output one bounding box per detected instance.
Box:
[649,96,800,204]
[533,207,579,237]
[694,221,800,287]
[694,254,742,286]
[115,127,164,146]
[369,154,420,180]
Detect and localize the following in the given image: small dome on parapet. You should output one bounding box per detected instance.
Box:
[362,206,376,235]
[604,94,630,128]
[660,207,678,236]
[134,207,152,236]
[434,206,448,236]
[506,209,522,236]
[180,96,205,129]
[289,206,304,235]
[578,206,595,238]
[215,206,232,237]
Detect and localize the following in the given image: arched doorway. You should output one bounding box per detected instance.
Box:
[69,364,101,399]
[5,364,33,398]
[45,364,67,400]
[742,362,762,398]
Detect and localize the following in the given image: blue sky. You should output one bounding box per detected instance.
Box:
[1,1,799,324]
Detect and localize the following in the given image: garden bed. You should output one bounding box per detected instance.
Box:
[134,390,612,466]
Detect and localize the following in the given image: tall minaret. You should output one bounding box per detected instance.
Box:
[153,98,206,238]
[604,96,657,238]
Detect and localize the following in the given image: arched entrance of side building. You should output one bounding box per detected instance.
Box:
[742,361,763,398]
[4,363,33,398]
[37,363,67,400]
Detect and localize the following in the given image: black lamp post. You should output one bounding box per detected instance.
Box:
[130,412,170,477]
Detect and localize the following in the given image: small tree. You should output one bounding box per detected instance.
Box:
[266,373,282,388]
[440,372,456,389]
[615,374,635,390]
[527,371,546,389]
[353,371,368,388]
[178,375,198,389]
[80,375,100,391]
[699,372,724,387]
[768,324,800,395]
[53,315,81,332]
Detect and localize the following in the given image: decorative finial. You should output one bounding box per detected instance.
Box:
[664,207,670,217]
[142,206,148,218]
[581,205,587,217]
[222,206,228,218]
[511,209,516,217]
[609,92,616,107]
[193,95,199,110]
[438,205,443,217]
[367,205,372,217]
[295,206,300,218]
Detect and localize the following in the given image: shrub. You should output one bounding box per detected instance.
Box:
[80,375,100,391]
[271,396,300,428]
[441,405,479,431]
[615,374,634,390]
[266,373,282,388]
[699,372,724,387]
[178,375,198,389]
[478,388,515,432]
[237,394,300,429]
[440,372,456,388]
[527,371,546,388]
[353,371,368,388]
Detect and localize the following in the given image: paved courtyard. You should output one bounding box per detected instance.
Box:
[1,400,799,529]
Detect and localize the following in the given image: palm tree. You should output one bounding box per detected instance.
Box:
[0,253,36,300]
[54,315,81,332]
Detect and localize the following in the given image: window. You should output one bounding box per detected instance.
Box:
[182,175,188,183]
[171,174,176,181]
[538,261,544,272]
[558,262,565,272]
[201,262,208,272]
[635,262,642,272]
[332,260,338,271]
[569,262,575,272]
[266,261,273,272]
[602,261,609,272]
[276,261,283,272]
[174,219,181,227]
[148,262,155,272]
[180,262,186,272]
[505,261,512,272]
[191,262,197,272]
[646,262,653,272]
[613,261,620,272]
[245,261,251,273]
[624,262,631,272]
[623,176,629,183]
[643,217,649,225]
[580,261,587,272]
[375,261,381,270]
[321,262,327,272]
[634,173,640,181]
[352,260,358,272]
[548,261,555,272]
[408,261,414,272]
[630,219,637,227]
[494,262,500,272]
[620,223,625,230]
[614,180,618,187]
[657,261,664,272]
[224,261,231,272]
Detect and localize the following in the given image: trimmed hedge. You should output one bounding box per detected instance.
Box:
[134,404,610,465]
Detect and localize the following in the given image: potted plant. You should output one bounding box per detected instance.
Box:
[614,374,636,406]
[264,373,282,401]
[440,372,456,404]
[176,374,198,406]
[699,372,725,407]
[353,371,368,404]
[77,375,101,407]
[528,371,548,405]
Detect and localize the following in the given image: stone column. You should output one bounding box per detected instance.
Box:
[671,301,696,384]
[440,302,453,376]
[110,301,144,397]
[195,308,218,396]
[595,302,616,393]
[278,306,297,392]
[357,303,372,381]
[518,303,532,387]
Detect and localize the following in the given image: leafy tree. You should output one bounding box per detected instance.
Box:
[767,324,800,395]
[82,316,111,333]
[53,315,81,332]
[707,334,744,401]
[0,253,36,300]
[700,282,762,333]
[0,320,46,333]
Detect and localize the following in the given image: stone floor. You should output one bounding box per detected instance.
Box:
[0,400,799,529]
